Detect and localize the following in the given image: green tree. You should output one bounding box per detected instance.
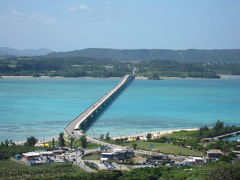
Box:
[148,73,160,80]
[52,138,55,147]
[214,120,224,131]
[206,162,240,180]
[58,132,65,147]
[121,167,161,180]
[70,137,75,148]
[132,143,137,150]
[25,136,38,147]
[220,153,237,163]
[4,139,9,147]
[80,135,87,148]
[99,134,104,139]
[9,140,15,146]
[105,132,111,141]
[136,136,140,141]
[146,133,152,141]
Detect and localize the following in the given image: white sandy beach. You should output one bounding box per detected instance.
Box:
[13,128,198,145]
[14,136,58,145]
[112,128,198,140]
[220,75,240,79]
[0,76,121,79]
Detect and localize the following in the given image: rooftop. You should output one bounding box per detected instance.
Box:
[207,149,223,153]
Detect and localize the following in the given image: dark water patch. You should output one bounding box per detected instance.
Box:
[0,129,26,133]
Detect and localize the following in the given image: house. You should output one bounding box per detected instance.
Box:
[193,157,205,164]
[100,153,114,163]
[182,157,205,165]
[148,154,169,165]
[206,149,224,162]
[232,151,240,158]
[22,151,53,158]
[100,147,134,163]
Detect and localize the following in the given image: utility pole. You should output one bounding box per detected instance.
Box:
[75,149,78,165]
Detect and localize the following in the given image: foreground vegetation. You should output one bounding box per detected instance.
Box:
[109,121,240,156]
[1,56,240,78]
[1,121,240,179]
[111,137,205,157]
[158,121,240,153]
[0,133,99,160]
[0,145,43,160]
[126,141,204,156]
[1,159,240,180]
[0,161,82,180]
[198,120,240,138]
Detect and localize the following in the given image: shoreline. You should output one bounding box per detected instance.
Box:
[0,75,122,79]
[219,75,240,79]
[14,135,59,145]
[111,128,198,140]
[1,75,240,79]
[13,128,198,145]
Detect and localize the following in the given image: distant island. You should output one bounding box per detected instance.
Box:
[1,48,240,79]
[47,48,240,63]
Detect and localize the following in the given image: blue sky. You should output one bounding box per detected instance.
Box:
[0,0,239,51]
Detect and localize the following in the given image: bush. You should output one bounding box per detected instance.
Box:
[25,136,38,147]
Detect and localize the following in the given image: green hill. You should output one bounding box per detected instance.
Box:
[47,48,240,63]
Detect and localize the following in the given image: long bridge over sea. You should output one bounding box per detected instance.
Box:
[65,69,135,138]
[213,130,240,140]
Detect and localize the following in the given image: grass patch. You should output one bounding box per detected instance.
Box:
[164,130,199,140]
[126,141,204,156]
[82,152,100,160]
[0,160,27,170]
[84,161,98,170]
[0,160,84,180]
[45,140,59,147]
[73,139,101,149]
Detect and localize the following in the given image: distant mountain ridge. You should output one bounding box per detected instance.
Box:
[48,48,240,63]
[0,47,52,57]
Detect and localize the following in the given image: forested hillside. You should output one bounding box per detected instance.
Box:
[47,48,240,63]
[1,57,240,78]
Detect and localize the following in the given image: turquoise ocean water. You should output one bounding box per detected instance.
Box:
[0,77,240,142]
[225,135,240,141]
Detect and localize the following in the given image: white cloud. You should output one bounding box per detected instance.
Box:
[79,4,91,10]
[67,4,92,12]
[67,7,78,12]
[0,10,56,26]
[8,10,24,17]
[44,18,56,25]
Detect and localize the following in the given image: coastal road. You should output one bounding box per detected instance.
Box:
[71,148,98,173]
[75,131,167,157]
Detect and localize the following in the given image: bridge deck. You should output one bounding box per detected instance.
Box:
[65,74,134,137]
[213,130,240,140]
